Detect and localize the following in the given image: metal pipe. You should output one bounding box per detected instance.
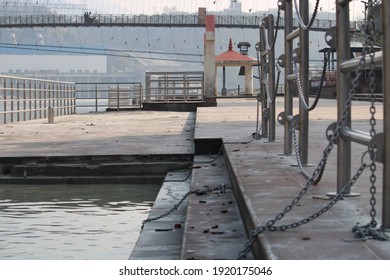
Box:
[340,51,383,73]
[260,26,268,137]
[286,28,300,41]
[299,0,309,165]
[382,0,390,229]
[284,0,294,155]
[336,1,352,194]
[286,74,295,81]
[341,127,371,146]
[268,14,276,142]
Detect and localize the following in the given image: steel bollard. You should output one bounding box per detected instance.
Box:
[48,106,54,124]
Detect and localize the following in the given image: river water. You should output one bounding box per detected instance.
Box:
[0,183,160,260]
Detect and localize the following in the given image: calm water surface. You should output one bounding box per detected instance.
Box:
[0,184,160,260]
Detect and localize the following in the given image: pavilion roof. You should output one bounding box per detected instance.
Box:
[215,38,256,64]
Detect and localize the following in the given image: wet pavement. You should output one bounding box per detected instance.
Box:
[1,98,389,259]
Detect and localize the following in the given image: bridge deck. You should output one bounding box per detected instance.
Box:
[0,14,339,30]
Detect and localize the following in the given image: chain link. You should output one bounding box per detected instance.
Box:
[351,3,387,240]
[141,185,223,230]
[293,49,330,111]
[268,7,281,51]
[163,170,192,183]
[293,0,321,30]
[291,123,324,184]
[237,157,368,260]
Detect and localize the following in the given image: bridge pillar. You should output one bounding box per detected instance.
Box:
[204,15,217,102]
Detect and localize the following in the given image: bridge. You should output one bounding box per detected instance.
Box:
[0,13,341,31]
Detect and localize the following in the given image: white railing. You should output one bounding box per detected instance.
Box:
[145,71,204,103]
[0,75,75,124]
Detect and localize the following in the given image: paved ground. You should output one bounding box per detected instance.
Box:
[195,98,389,259]
[0,110,195,157]
[1,98,389,259]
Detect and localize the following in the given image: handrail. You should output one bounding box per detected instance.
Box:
[75,82,142,112]
[0,75,75,124]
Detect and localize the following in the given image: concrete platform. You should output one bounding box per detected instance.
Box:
[195,98,389,259]
[1,98,389,260]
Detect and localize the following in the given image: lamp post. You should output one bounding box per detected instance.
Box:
[361,1,368,22]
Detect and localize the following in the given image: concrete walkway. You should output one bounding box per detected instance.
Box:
[195,98,389,259]
[0,110,195,157]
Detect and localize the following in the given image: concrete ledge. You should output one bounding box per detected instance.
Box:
[130,170,191,260]
[0,154,193,182]
[142,101,217,112]
[223,143,275,259]
[0,175,165,185]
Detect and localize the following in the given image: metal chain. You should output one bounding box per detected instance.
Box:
[268,7,281,51]
[163,170,192,183]
[367,10,378,228]
[256,18,281,106]
[293,49,330,111]
[238,160,368,259]
[256,49,271,103]
[255,94,261,137]
[293,0,321,30]
[291,122,310,179]
[141,185,223,229]
[350,2,387,241]
[274,63,282,104]
[237,2,387,258]
[291,123,324,184]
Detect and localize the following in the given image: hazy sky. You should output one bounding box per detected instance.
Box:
[66,0,366,19]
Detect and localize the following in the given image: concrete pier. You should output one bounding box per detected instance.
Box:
[0,98,389,259]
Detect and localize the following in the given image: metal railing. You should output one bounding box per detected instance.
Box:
[0,13,340,30]
[275,0,389,230]
[0,75,75,124]
[333,0,389,229]
[145,72,204,103]
[75,82,142,113]
[258,14,277,142]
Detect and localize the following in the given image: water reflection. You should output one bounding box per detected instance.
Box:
[0,184,160,260]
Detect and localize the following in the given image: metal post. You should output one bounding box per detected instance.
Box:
[95,84,98,112]
[43,82,46,119]
[117,83,120,111]
[382,0,390,229]
[10,80,14,123]
[336,1,352,193]
[284,0,294,155]
[23,80,26,122]
[16,80,20,122]
[34,81,37,119]
[222,66,227,96]
[28,81,32,120]
[48,106,54,124]
[268,14,276,142]
[3,79,7,124]
[39,82,42,119]
[260,24,268,137]
[56,83,60,116]
[299,0,309,165]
